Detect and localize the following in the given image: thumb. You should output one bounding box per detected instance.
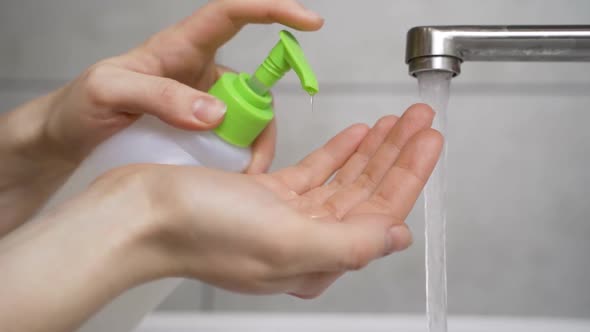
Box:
[87,65,226,130]
[292,218,399,273]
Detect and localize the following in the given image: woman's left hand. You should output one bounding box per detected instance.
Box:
[87,104,441,299]
[0,104,441,332]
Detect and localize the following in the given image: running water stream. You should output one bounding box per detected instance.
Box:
[416,71,452,332]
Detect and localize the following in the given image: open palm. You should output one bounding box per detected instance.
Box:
[253,104,441,297]
[132,103,441,297]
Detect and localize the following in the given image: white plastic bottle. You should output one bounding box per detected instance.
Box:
[44,114,250,208]
[41,115,250,332]
[39,30,318,332]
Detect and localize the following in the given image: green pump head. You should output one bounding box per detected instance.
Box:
[249,30,319,96]
[210,30,319,147]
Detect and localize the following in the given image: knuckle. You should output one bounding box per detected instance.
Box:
[342,243,371,271]
[322,199,341,219]
[83,63,116,107]
[369,192,397,217]
[255,226,302,273]
[291,275,333,299]
[261,236,294,269]
[376,114,398,128]
[407,102,435,117]
[243,262,278,287]
[90,165,152,194]
[423,128,445,146]
[354,172,378,193]
[156,78,182,108]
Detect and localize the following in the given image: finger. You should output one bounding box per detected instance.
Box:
[287,272,336,299]
[303,115,398,202]
[291,217,395,273]
[220,62,278,174]
[177,0,324,54]
[331,115,399,185]
[288,223,413,298]
[321,104,434,218]
[286,220,413,298]
[214,63,278,174]
[348,129,443,223]
[85,65,226,130]
[216,64,237,79]
[356,104,434,188]
[246,92,276,175]
[247,119,277,174]
[272,124,370,194]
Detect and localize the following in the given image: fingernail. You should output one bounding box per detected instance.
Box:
[193,97,226,124]
[306,8,323,21]
[386,226,412,255]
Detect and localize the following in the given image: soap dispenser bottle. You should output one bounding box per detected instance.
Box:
[40,30,318,332]
[44,30,318,209]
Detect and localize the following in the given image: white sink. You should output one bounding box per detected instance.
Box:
[136,313,590,332]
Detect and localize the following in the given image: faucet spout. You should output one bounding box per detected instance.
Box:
[405,25,590,77]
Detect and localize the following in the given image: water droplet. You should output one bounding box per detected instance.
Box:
[310,95,314,113]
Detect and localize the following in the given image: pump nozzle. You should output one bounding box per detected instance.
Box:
[249,30,319,96]
[210,30,318,147]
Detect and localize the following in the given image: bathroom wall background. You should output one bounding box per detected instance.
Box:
[1,0,589,318]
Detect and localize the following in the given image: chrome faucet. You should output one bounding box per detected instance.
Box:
[405,25,590,77]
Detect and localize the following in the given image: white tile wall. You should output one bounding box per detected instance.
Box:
[0,90,49,110]
[1,0,589,319]
[0,0,208,80]
[2,0,590,83]
[220,0,590,85]
[158,281,208,311]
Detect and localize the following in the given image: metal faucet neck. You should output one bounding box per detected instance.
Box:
[405,25,590,77]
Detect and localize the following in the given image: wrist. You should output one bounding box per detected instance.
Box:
[0,189,167,332]
[80,166,182,283]
[0,89,80,232]
[1,90,67,163]
[111,165,213,280]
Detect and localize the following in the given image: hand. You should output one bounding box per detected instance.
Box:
[47,0,323,170]
[0,0,324,234]
[95,104,441,297]
[0,105,440,332]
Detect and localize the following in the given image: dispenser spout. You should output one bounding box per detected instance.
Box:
[249,30,319,95]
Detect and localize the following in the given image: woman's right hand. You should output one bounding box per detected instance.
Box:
[0,0,323,236]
